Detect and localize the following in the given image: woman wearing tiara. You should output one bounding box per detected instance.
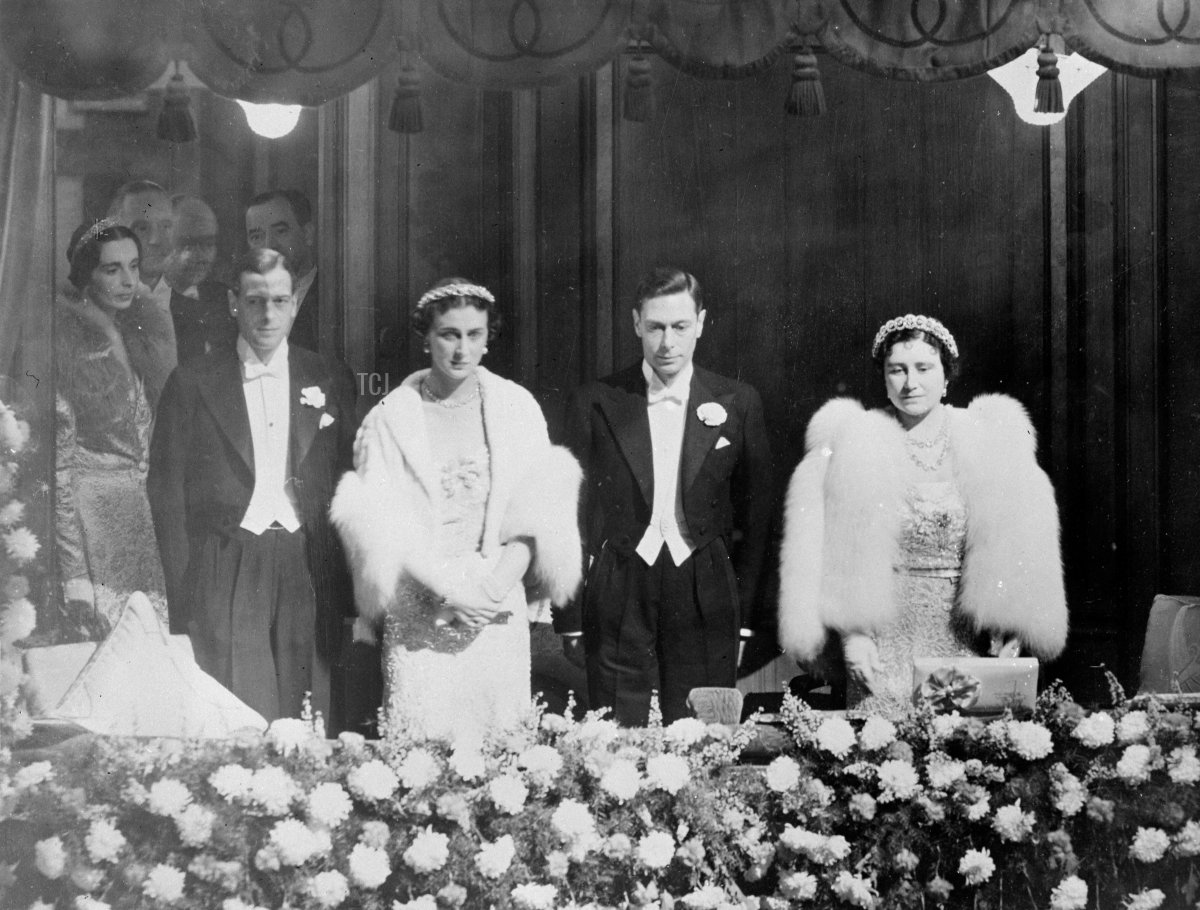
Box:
[777,315,1068,716]
[53,220,169,640]
[332,278,582,746]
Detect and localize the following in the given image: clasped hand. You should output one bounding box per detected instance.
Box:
[439,577,510,630]
[842,632,882,694]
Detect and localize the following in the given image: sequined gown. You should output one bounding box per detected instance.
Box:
[848,480,976,716]
[381,396,532,747]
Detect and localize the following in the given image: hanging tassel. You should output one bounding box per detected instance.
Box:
[1035,45,1064,114]
[388,60,423,133]
[785,44,826,116]
[156,65,197,143]
[623,49,655,122]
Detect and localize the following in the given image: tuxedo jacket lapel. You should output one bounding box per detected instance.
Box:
[680,370,726,494]
[598,370,654,508]
[290,352,323,470]
[198,351,254,474]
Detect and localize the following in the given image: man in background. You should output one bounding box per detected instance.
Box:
[107,179,177,406]
[245,189,319,351]
[165,193,236,362]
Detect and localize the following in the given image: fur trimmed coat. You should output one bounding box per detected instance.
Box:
[778,394,1067,664]
[330,367,583,625]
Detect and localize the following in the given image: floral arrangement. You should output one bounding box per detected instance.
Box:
[2,681,1199,910]
[0,388,39,747]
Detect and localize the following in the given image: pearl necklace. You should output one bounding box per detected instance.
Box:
[421,377,480,409]
[904,415,950,472]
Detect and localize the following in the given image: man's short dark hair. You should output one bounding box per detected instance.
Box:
[634,267,703,312]
[246,188,313,226]
[231,248,291,289]
[107,179,169,217]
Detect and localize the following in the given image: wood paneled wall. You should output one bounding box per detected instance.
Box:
[359,55,1195,701]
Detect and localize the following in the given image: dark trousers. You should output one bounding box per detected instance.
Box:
[187,526,322,723]
[584,540,740,726]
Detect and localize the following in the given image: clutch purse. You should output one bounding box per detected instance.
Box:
[911,657,1039,717]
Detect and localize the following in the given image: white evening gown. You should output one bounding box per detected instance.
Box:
[848,481,977,717]
[381,400,531,748]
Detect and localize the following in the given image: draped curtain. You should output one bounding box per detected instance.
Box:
[0,58,54,385]
[2,0,1200,105]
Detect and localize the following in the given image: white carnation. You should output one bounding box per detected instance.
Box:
[307,783,353,829]
[876,759,921,802]
[209,764,254,801]
[663,717,708,748]
[992,800,1035,842]
[959,848,995,885]
[268,818,329,866]
[511,883,558,910]
[832,870,878,909]
[3,526,39,564]
[175,803,216,847]
[142,864,186,903]
[600,758,642,801]
[346,760,399,802]
[359,820,391,849]
[518,744,563,787]
[12,761,53,789]
[397,748,441,790]
[348,843,391,888]
[147,778,192,818]
[1049,875,1088,910]
[1167,745,1200,784]
[1129,827,1170,863]
[1124,889,1165,910]
[764,755,801,793]
[306,870,349,908]
[1116,744,1153,785]
[249,766,300,815]
[1072,712,1115,747]
[1173,820,1200,857]
[636,830,676,869]
[266,717,313,755]
[816,716,857,758]
[645,753,690,794]
[403,827,450,874]
[680,883,728,909]
[0,597,36,644]
[489,774,529,814]
[85,818,126,864]
[925,754,966,791]
[1007,721,1054,760]
[858,715,897,751]
[1116,711,1150,743]
[449,746,487,781]
[35,836,66,879]
[552,799,599,848]
[475,834,516,879]
[778,870,818,900]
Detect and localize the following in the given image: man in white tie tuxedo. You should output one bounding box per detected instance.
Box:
[148,249,358,728]
[559,267,774,725]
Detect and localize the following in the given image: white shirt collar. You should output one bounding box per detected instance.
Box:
[642,359,693,404]
[237,336,289,377]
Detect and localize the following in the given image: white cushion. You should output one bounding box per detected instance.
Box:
[45,592,267,738]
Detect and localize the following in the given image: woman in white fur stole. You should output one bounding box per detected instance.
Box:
[331,279,582,746]
[778,315,1067,716]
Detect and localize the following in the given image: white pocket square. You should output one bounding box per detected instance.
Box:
[319,413,335,429]
[715,436,731,450]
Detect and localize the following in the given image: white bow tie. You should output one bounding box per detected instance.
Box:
[243,360,283,381]
[647,384,685,406]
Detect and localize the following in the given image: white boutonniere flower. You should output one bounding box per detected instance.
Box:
[696,402,727,427]
[300,386,326,409]
[319,413,335,429]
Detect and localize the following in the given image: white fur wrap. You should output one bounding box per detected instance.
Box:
[330,367,583,623]
[778,394,1067,663]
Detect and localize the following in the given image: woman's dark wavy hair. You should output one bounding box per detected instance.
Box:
[410,276,502,341]
[873,327,962,381]
[66,222,142,291]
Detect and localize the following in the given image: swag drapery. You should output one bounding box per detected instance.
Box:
[1,0,1200,107]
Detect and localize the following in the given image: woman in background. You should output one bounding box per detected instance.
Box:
[777,314,1067,716]
[54,219,167,639]
[332,278,582,746]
